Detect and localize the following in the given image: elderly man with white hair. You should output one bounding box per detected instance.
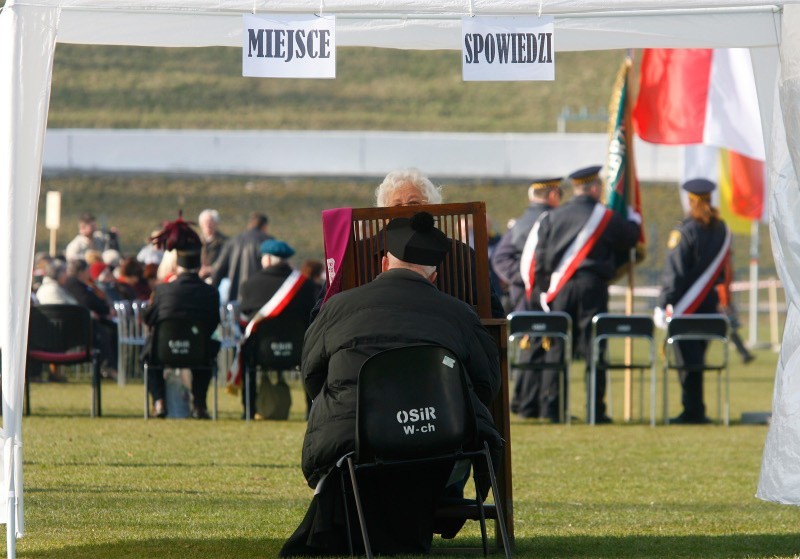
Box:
[374,167,443,208]
[374,168,505,318]
[311,168,504,320]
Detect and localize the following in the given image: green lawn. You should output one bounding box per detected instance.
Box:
[14,344,798,559]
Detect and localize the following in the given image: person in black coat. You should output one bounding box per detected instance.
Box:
[63,258,118,377]
[143,217,221,419]
[655,178,731,424]
[238,239,318,418]
[491,176,562,419]
[281,212,502,557]
[211,211,272,302]
[534,165,641,423]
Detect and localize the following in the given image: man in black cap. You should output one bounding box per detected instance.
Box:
[534,165,641,423]
[236,238,318,418]
[491,177,562,419]
[655,178,731,424]
[281,211,501,557]
[143,215,221,419]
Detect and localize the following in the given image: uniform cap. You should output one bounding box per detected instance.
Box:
[260,239,295,258]
[385,212,451,266]
[568,165,602,185]
[530,177,562,190]
[681,178,716,194]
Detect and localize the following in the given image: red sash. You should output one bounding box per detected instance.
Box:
[673,224,732,316]
[542,204,613,308]
[225,270,307,393]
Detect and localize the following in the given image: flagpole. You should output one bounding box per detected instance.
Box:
[623,53,635,423]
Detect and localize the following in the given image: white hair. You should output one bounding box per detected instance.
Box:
[375,168,443,207]
[198,209,220,224]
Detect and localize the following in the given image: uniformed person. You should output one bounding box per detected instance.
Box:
[492,177,563,313]
[655,178,731,424]
[534,165,641,423]
[491,176,562,419]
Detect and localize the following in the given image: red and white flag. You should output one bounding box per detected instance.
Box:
[634,48,766,229]
[633,48,765,161]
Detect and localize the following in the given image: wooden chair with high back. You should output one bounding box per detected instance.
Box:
[333,201,514,548]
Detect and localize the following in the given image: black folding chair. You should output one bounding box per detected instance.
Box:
[243,315,306,422]
[507,311,572,424]
[27,304,102,417]
[340,345,511,559]
[588,313,656,426]
[663,314,730,426]
[143,318,217,420]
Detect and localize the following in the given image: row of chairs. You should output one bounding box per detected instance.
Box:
[507,311,731,426]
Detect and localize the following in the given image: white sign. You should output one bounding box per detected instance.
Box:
[462,16,555,82]
[45,191,61,230]
[243,14,335,79]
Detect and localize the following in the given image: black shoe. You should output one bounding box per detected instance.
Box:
[670,413,712,425]
[192,407,211,420]
[743,352,755,364]
[594,415,613,425]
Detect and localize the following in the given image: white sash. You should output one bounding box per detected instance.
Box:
[541,203,611,310]
[519,213,546,299]
[226,270,307,393]
[673,224,732,316]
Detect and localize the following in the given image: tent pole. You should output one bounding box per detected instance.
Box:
[7,443,15,559]
[748,220,759,348]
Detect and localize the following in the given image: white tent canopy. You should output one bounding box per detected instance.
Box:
[2,0,800,556]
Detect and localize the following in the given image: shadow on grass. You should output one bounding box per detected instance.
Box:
[21,536,286,559]
[19,533,800,558]
[510,533,800,558]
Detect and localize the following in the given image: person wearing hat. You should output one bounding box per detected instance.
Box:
[142,215,221,419]
[534,165,641,424]
[655,178,732,424]
[237,238,318,419]
[491,176,562,419]
[281,211,502,557]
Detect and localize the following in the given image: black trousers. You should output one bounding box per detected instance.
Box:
[543,273,609,421]
[511,341,546,418]
[672,339,708,419]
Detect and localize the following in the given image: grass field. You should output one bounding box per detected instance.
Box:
[13,341,798,559]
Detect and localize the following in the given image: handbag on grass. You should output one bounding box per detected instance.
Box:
[256,371,292,420]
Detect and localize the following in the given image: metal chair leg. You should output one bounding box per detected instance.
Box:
[144,363,150,420]
[91,351,102,418]
[473,463,488,557]
[483,441,512,559]
[346,457,373,559]
[245,366,251,424]
[340,472,355,557]
[212,366,218,421]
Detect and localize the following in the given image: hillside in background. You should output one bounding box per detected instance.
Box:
[49,45,625,132]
